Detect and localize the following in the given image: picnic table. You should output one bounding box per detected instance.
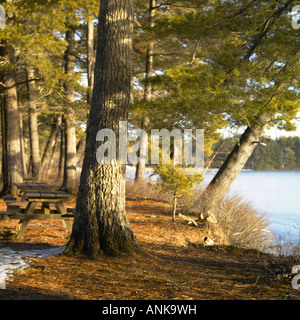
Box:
[15,182,54,191]
[15,182,54,200]
[0,185,75,239]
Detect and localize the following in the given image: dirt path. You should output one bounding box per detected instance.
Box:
[0,199,299,300]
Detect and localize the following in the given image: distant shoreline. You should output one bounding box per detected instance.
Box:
[125,165,300,173]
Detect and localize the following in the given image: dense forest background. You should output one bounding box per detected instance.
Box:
[0,0,299,196]
[210,136,300,170]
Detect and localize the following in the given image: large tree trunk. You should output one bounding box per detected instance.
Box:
[62,30,77,194]
[135,0,155,184]
[65,0,137,258]
[202,112,271,210]
[26,67,41,180]
[1,43,23,195]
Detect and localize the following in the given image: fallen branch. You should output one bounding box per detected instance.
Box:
[200,210,218,224]
[178,213,198,227]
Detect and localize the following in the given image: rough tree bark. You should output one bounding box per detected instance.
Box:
[65,0,137,258]
[202,112,272,210]
[1,39,23,195]
[135,0,155,184]
[26,67,41,180]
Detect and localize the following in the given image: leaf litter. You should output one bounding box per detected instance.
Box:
[0,199,299,300]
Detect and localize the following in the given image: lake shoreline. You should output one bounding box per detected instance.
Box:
[126,168,300,246]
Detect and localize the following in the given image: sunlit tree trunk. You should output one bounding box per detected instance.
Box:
[40,114,62,177]
[26,67,40,180]
[65,0,137,258]
[202,113,271,210]
[76,137,86,167]
[1,41,23,195]
[135,0,155,184]
[62,30,77,193]
[87,10,95,107]
[19,111,28,178]
[58,120,65,180]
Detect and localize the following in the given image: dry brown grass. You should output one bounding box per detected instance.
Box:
[126,180,170,202]
[195,192,273,252]
[127,181,273,251]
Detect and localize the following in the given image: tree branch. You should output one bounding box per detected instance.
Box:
[188,40,200,66]
[240,0,295,63]
[0,78,41,90]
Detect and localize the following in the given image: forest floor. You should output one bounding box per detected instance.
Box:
[0,196,299,300]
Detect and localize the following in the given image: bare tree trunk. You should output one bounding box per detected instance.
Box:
[135,0,155,183]
[87,11,95,107]
[40,114,62,176]
[19,112,28,178]
[65,0,137,258]
[1,42,23,195]
[44,129,59,174]
[58,120,65,180]
[62,30,77,194]
[73,14,93,174]
[202,113,271,210]
[1,94,7,188]
[63,111,77,191]
[172,194,177,223]
[76,137,86,167]
[26,67,40,180]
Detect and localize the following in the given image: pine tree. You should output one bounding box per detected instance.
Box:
[65,0,137,257]
[26,66,41,180]
[154,162,203,222]
[202,0,299,207]
[131,1,299,207]
[1,0,23,195]
[135,0,156,184]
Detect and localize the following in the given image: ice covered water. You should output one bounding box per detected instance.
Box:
[126,167,300,240]
[0,247,29,289]
[0,245,65,289]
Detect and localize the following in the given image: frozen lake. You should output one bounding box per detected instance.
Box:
[127,168,300,239]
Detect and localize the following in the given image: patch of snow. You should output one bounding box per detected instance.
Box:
[19,245,66,258]
[0,245,66,289]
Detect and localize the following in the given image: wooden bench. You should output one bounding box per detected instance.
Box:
[0,190,74,239]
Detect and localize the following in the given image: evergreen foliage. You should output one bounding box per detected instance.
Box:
[154,162,203,222]
[0,0,298,191]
